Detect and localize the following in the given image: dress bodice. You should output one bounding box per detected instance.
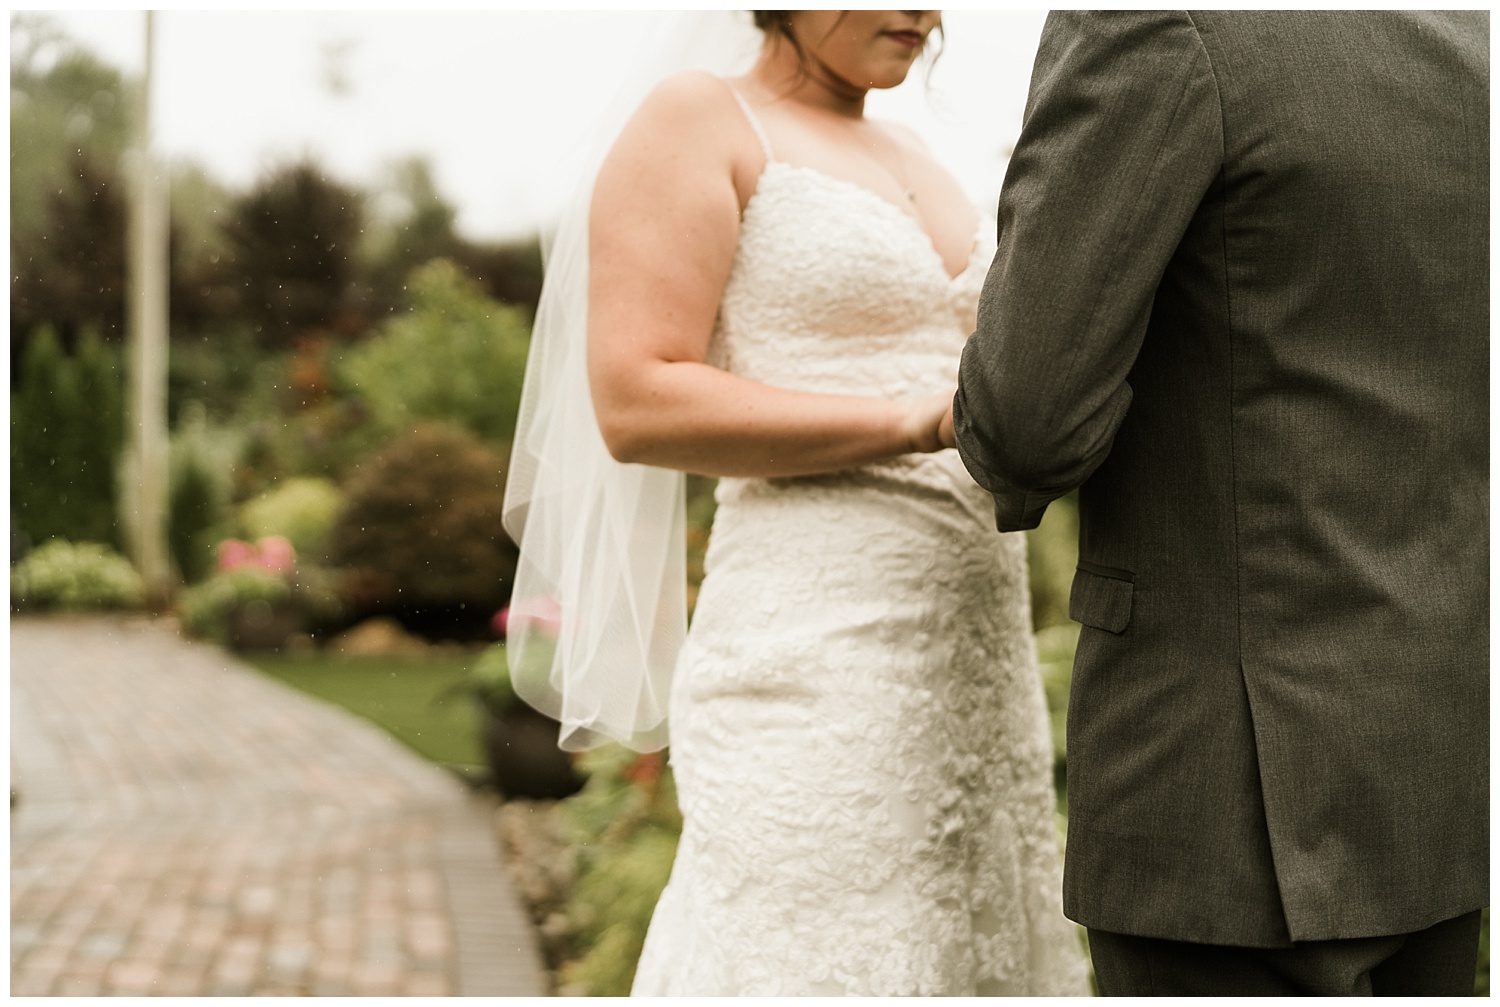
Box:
[710,161,994,402]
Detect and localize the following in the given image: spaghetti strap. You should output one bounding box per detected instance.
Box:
[725,84,776,162]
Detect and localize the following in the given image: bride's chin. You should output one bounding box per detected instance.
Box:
[867,72,915,91]
[863,60,921,90]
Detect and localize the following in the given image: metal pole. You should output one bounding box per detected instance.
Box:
[126,10,172,605]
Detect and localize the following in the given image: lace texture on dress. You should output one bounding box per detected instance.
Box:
[630,107,1091,996]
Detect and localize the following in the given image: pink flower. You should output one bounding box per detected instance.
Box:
[506,597,563,638]
[216,539,255,573]
[491,607,510,638]
[621,751,664,786]
[214,536,297,577]
[255,535,296,574]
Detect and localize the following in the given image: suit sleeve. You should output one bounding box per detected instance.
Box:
[954,11,1223,531]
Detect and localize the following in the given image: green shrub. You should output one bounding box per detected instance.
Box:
[239,476,345,558]
[329,423,517,616]
[233,396,386,496]
[176,559,343,650]
[556,745,682,996]
[10,327,125,550]
[167,325,266,425]
[170,459,221,584]
[168,402,241,583]
[178,566,290,642]
[337,259,531,445]
[11,539,144,612]
[469,643,517,716]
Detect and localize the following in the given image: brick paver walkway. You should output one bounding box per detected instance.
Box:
[10,615,547,996]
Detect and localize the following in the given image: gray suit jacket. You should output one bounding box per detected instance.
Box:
[954,11,1488,946]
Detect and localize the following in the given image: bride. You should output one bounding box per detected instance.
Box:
[504,10,1090,996]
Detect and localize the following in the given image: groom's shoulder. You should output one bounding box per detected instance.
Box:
[1038,10,1208,62]
[1044,9,1197,32]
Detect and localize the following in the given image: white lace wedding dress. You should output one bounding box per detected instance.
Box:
[630,92,1091,997]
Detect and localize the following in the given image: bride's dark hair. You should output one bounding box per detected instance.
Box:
[751,11,943,79]
[752,11,815,71]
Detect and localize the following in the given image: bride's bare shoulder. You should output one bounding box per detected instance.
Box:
[608,70,759,187]
[627,70,741,138]
[647,69,736,104]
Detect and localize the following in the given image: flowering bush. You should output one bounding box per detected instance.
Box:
[551,744,681,996]
[497,597,563,638]
[10,540,145,612]
[237,477,345,558]
[217,535,297,575]
[177,536,341,650]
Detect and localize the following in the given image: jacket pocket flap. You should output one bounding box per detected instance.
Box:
[1069,566,1134,634]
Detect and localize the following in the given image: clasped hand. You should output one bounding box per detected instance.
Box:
[903,387,958,453]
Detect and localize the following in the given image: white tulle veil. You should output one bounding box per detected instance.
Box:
[502,12,763,752]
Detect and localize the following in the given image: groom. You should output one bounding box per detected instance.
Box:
[951,11,1488,996]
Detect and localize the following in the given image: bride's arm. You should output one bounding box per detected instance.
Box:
[586,74,950,479]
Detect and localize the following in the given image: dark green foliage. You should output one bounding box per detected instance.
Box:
[11,17,249,352]
[164,163,241,335]
[166,325,268,425]
[222,160,366,348]
[166,402,242,584]
[11,151,129,351]
[10,327,125,549]
[10,19,134,352]
[454,236,545,316]
[168,451,223,583]
[329,423,518,620]
[360,157,465,316]
[358,157,544,319]
[339,259,532,445]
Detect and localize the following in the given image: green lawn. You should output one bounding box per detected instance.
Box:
[245,653,486,769]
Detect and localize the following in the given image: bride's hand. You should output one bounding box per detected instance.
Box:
[902,388,957,454]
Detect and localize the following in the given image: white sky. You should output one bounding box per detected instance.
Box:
[23,9,1048,242]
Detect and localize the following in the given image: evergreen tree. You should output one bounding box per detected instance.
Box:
[11,327,125,548]
[11,152,129,352]
[222,160,366,347]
